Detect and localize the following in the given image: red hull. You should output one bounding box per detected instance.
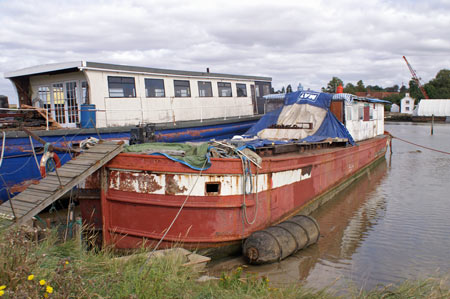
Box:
[84,135,389,249]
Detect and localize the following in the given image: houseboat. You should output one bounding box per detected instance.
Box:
[0,61,272,202]
[79,90,390,251]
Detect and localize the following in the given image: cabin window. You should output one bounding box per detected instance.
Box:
[406,100,410,104]
[205,182,221,195]
[38,86,51,109]
[236,83,247,97]
[363,104,370,121]
[53,83,66,123]
[145,78,165,97]
[359,106,364,120]
[406,107,410,111]
[218,82,232,97]
[81,81,89,104]
[346,107,352,121]
[108,76,136,98]
[174,80,191,97]
[198,81,213,97]
[370,106,374,120]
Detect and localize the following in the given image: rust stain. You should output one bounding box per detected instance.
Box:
[10,179,40,193]
[165,174,187,195]
[110,170,163,193]
[301,165,313,176]
[85,171,100,189]
[158,125,243,140]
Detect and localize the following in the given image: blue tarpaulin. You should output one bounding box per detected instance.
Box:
[244,90,356,146]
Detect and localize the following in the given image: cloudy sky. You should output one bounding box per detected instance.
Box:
[1,0,449,104]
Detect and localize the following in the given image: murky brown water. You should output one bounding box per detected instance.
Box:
[209,122,450,290]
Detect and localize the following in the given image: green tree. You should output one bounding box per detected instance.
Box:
[344,83,357,94]
[424,69,450,98]
[408,79,423,100]
[385,84,399,92]
[356,80,366,92]
[323,77,344,93]
[367,85,383,91]
[286,84,293,93]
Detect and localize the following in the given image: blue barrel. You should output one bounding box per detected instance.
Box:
[80,104,96,128]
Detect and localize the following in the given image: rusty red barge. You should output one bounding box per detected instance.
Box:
[80,91,390,250]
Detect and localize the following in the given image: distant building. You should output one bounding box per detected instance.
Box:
[390,103,400,113]
[400,93,415,114]
[417,99,450,116]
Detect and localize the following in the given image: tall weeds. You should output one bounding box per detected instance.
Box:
[0,224,448,298]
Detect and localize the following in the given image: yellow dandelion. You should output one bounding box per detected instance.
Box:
[65,260,69,265]
[0,286,5,290]
[46,285,53,294]
[0,290,5,296]
[43,293,49,298]
[39,279,46,286]
[28,274,34,281]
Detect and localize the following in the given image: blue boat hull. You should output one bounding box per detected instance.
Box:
[0,120,256,202]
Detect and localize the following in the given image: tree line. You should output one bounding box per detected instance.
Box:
[273,69,450,107]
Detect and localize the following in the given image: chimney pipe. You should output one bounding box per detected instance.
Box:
[206,67,210,73]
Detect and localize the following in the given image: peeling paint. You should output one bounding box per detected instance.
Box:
[109,170,164,194]
[165,174,188,195]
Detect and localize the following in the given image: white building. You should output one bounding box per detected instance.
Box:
[400,93,415,114]
[417,99,450,116]
[4,61,271,128]
[390,103,400,113]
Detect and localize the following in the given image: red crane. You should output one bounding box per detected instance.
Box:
[402,56,429,99]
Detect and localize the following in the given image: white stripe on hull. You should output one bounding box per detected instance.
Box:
[109,167,312,196]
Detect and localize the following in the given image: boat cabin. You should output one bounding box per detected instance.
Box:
[4,62,272,128]
[330,93,386,142]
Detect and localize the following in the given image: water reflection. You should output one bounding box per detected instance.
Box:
[209,123,450,291]
[242,158,389,288]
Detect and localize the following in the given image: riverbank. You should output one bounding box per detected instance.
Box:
[0,225,448,298]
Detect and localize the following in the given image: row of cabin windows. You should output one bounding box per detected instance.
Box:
[107,76,249,98]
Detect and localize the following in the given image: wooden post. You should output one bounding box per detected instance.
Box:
[75,217,82,248]
[431,114,434,135]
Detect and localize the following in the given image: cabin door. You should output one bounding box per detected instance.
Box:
[250,84,257,114]
[50,81,79,127]
[65,81,79,126]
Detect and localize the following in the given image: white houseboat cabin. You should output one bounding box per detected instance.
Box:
[5,61,272,128]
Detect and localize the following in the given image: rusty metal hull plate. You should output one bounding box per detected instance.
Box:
[82,135,389,249]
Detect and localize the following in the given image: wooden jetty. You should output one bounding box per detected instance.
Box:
[0,141,123,226]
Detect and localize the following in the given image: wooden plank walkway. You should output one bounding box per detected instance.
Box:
[0,141,123,226]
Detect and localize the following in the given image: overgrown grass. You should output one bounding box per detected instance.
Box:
[0,224,448,298]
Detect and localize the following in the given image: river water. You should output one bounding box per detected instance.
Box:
[210,122,450,291]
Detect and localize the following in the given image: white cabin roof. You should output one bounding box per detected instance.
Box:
[4,61,271,82]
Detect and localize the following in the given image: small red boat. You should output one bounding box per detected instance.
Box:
[80,91,390,250]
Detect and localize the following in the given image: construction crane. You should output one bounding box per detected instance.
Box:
[402,56,429,99]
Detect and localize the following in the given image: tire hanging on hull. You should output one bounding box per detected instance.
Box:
[243,215,320,264]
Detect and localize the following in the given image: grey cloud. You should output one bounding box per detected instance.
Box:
[1,0,450,102]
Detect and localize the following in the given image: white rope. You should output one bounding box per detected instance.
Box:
[139,158,208,274]
[240,155,259,225]
[0,131,5,168]
[29,136,40,170]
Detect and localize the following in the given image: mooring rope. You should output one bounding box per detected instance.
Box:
[29,136,40,170]
[138,157,208,275]
[0,131,5,168]
[391,135,450,155]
